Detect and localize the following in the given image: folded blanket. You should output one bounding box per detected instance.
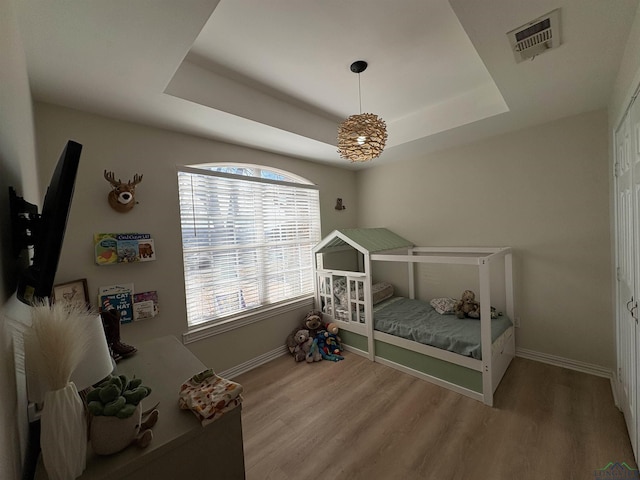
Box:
[179,369,243,426]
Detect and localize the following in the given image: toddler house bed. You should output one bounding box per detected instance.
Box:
[313,228,515,407]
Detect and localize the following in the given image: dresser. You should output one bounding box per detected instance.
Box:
[35,335,246,480]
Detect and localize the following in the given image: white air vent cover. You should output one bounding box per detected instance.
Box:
[507,9,561,63]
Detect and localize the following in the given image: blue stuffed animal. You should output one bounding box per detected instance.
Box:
[305,338,322,363]
[316,331,344,362]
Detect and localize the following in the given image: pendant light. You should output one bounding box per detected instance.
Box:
[337,60,388,163]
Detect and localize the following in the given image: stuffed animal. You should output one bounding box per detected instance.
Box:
[305,338,323,363]
[316,331,344,361]
[286,327,309,360]
[321,326,342,353]
[303,310,324,338]
[324,322,339,335]
[286,310,324,358]
[454,290,502,319]
[290,329,311,362]
[325,334,342,355]
[454,290,480,319]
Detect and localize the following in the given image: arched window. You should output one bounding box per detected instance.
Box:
[177,163,321,332]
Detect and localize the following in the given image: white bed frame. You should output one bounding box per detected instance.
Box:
[314,239,515,407]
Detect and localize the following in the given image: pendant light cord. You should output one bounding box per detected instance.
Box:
[358,73,362,114]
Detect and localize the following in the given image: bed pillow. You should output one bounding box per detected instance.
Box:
[334,279,394,306]
[430,297,457,315]
[371,282,394,305]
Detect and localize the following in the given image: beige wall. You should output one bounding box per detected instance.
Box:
[33,102,358,372]
[0,0,40,478]
[356,109,613,369]
[610,3,640,129]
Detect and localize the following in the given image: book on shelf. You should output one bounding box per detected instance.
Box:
[98,283,134,324]
[94,233,156,265]
[133,291,159,320]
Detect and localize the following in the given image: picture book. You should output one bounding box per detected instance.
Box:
[99,283,134,324]
[95,233,155,265]
[133,291,159,320]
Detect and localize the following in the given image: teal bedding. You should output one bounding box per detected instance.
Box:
[373,297,512,360]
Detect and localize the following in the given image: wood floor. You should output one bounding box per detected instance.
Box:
[235,352,636,480]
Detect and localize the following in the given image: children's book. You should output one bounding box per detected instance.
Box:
[98,283,134,324]
[94,233,155,265]
[133,291,159,320]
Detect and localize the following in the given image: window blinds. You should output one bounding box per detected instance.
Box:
[177,167,321,328]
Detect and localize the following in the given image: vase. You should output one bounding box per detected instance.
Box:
[40,382,87,480]
[90,403,141,455]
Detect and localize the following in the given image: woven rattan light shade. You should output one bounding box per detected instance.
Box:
[337,113,387,163]
[337,60,387,163]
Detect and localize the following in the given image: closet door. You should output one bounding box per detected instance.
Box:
[616,108,637,457]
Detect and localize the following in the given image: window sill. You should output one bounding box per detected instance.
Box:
[182,296,314,344]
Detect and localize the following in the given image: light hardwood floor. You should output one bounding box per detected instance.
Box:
[236,352,636,480]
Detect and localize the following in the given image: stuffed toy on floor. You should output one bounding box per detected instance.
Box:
[315,323,344,361]
[305,338,322,363]
[285,310,325,359]
[302,310,324,338]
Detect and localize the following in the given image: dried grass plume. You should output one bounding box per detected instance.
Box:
[30,301,98,391]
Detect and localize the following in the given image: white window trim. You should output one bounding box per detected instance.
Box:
[178,165,319,191]
[177,164,320,339]
[182,295,314,344]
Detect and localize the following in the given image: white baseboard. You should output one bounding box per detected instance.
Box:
[609,375,622,410]
[220,344,364,380]
[219,345,289,380]
[516,348,620,409]
[516,347,613,378]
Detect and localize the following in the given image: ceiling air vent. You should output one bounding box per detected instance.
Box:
[507,9,561,63]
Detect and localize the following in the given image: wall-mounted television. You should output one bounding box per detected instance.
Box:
[9,140,82,304]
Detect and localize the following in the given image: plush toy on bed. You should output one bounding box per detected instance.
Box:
[454,290,501,319]
[454,290,480,319]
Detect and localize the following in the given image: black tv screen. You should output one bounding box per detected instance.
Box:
[15,140,82,304]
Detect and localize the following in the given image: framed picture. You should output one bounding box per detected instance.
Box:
[52,278,89,306]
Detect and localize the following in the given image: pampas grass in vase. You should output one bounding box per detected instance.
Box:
[29,300,101,480]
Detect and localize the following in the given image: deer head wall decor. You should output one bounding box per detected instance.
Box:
[104,170,143,213]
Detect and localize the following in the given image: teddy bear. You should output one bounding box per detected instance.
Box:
[285,329,311,362]
[291,330,311,362]
[454,290,480,319]
[286,310,325,354]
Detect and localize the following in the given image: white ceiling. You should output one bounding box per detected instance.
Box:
[16,0,639,169]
